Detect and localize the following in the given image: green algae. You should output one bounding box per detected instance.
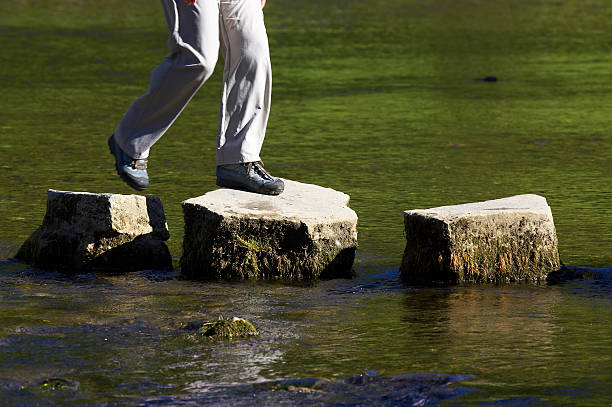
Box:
[198,317,259,340]
[38,378,80,392]
[235,233,268,275]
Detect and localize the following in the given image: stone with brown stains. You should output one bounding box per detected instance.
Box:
[400,194,560,284]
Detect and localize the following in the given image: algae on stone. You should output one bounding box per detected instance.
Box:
[198,317,259,339]
[38,378,80,392]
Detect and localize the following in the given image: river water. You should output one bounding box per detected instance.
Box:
[1,0,611,405]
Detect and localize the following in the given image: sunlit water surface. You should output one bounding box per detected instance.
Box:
[1,0,611,405]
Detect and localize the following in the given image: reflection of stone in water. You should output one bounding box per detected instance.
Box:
[401,286,561,378]
[446,287,560,340]
[0,376,81,405]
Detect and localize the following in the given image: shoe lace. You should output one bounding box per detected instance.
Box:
[248,161,273,180]
[131,158,148,170]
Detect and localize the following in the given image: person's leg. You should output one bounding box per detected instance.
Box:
[110,0,220,190]
[216,0,271,166]
[215,0,283,195]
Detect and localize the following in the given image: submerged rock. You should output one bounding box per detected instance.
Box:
[547,265,612,284]
[400,194,560,284]
[142,373,472,406]
[181,180,358,280]
[38,378,80,392]
[474,75,499,82]
[16,190,172,272]
[198,317,259,339]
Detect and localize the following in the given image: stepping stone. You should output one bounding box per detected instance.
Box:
[181,180,358,280]
[16,190,172,272]
[400,194,560,283]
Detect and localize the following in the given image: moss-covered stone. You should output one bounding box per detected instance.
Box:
[37,378,80,392]
[198,317,259,339]
[181,180,358,281]
[400,195,561,284]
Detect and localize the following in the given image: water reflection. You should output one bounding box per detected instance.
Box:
[2,260,612,404]
[409,287,559,364]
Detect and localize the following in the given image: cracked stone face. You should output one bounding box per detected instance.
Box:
[181,180,358,280]
[16,190,172,272]
[400,194,561,284]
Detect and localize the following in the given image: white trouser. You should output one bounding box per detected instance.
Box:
[114,0,272,165]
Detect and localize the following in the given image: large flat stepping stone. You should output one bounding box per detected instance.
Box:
[400,194,560,283]
[181,180,358,280]
[16,190,172,272]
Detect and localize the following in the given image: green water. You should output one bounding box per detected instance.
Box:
[1,0,611,405]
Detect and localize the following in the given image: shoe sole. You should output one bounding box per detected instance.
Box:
[108,136,148,191]
[216,177,283,196]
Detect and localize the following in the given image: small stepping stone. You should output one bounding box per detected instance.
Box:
[181,180,358,280]
[16,190,172,272]
[400,194,560,283]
